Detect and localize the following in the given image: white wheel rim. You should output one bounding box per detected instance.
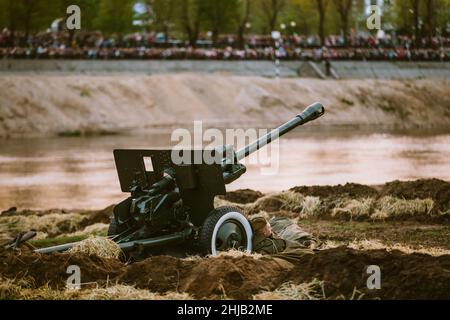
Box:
[210,212,253,256]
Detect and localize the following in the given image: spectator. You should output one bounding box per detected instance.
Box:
[0,29,448,62]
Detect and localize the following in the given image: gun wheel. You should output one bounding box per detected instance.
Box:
[199,206,253,256]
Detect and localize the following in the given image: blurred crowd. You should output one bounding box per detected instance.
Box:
[0,29,448,61]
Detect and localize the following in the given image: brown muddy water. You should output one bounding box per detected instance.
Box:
[0,129,449,210]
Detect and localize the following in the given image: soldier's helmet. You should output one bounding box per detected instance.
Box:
[250,216,269,233]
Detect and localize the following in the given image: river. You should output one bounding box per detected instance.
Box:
[0,129,449,210]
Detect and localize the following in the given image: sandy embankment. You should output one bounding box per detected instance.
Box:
[0,74,449,138]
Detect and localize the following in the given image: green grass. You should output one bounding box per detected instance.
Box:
[58,130,82,137]
[30,235,88,248]
[80,89,91,97]
[340,98,355,106]
[298,219,315,225]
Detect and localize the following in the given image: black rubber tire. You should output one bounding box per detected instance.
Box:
[107,215,119,236]
[198,206,253,255]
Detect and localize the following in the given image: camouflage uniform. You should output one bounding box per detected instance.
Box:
[252,217,320,255]
[252,233,287,255]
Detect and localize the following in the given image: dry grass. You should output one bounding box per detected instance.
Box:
[0,215,108,249]
[244,191,440,222]
[61,223,109,238]
[214,197,244,210]
[0,213,86,238]
[68,236,122,259]
[246,191,321,218]
[0,279,22,300]
[372,196,434,220]
[253,280,325,300]
[275,192,321,217]
[299,196,322,218]
[208,249,264,260]
[322,239,450,256]
[331,198,374,220]
[247,211,271,221]
[20,285,68,300]
[65,285,192,300]
[330,196,435,221]
[181,255,203,262]
[0,278,192,300]
[275,192,306,212]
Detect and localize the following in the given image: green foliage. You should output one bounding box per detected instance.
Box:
[29,235,88,248]
[60,0,100,30]
[390,0,449,36]
[175,0,203,44]
[199,0,240,42]
[0,0,100,33]
[257,0,287,33]
[152,0,176,31]
[0,1,7,29]
[288,0,319,35]
[95,0,135,34]
[0,0,56,34]
[0,0,448,38]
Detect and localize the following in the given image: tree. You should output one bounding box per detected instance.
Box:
[57,0,100,46]
[200,0,240,45]
[288,0,317,36]
[332,0,352,46]
[1,0,19,36]
[95,0,134,34]
[58,0,100,30]
[315,0,329,46]
[236,0,252,48]
[260,0,286,32]
[176,0,203,46]
[410,0,420,46]
[435,0,449,37]
[21,0,39,38]
[392,0,412,35]
[424,0,435,40]
[0,0,59,44]
[143,0,155,29]
[153,0,177,42]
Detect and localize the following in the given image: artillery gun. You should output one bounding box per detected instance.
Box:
[35,102,325,256]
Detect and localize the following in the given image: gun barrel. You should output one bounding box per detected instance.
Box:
[235,102,325,161]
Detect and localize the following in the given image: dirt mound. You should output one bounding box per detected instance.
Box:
[119,255,292,299]
[284,179,449,221]
[291,183,379,199]
[0,249,124,288]
[286,247,450,299]
[380,179,450,212]
[118,255,190,293]
[1,208,70,217]
[0,206,113,239]
[79,205,114,228]
[0,206,113,224]
[117,247,450,299]
[1,247,449,299]
[246,197,285,214]
[219,189,264,204]
[1,76,450,138]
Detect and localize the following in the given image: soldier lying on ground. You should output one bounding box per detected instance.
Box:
[250,216,321,255]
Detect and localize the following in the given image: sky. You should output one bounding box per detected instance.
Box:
[134,2,146,15]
